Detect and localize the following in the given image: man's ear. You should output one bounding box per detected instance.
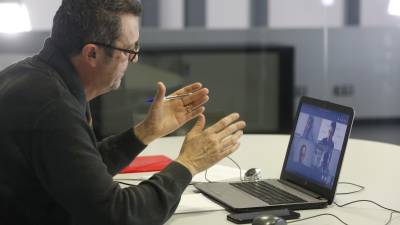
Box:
[89,51,96,59]
[81,44,98,67]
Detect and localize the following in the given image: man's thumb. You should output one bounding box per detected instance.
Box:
[153,81,166,104]
[189,114,205,134]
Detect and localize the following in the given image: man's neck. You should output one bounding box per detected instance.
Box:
[70,56,98,102]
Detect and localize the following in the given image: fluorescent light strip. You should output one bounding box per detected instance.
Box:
[0,2,32,33]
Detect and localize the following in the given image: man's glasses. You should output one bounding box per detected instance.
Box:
[91,42,140,62]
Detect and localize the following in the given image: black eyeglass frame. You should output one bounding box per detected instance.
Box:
[90,42,140,62]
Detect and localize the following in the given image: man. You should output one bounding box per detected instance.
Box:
[319,122,336,184]
[302,116,314,141]
[0,1,246,225]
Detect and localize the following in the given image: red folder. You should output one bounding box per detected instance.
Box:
[119,155,173,173]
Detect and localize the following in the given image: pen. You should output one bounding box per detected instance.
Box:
[146,93,193,103]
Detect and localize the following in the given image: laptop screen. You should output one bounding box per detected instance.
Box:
[284,102,351,189]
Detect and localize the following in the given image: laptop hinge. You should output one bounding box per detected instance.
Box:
[278,180,323,199]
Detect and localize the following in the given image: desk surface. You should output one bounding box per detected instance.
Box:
[126,135,400,225]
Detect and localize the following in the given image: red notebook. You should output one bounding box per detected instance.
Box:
[119,155,173,173]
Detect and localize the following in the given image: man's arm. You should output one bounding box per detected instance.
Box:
[31,100,191,225]
[96,81,209,175]
[97,128,147,175]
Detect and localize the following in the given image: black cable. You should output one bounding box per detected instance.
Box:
[335,182,400,224]
[334,200,400,214]
[287,213,348,225]
[334,200,400,225]
[385,211,396,225]
[336,182,365,195]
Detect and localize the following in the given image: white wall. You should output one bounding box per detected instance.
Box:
[23,0,62,31]
[159,0,184,29]
[269,0,344,28]
[206,0,250,29]
[0,54,30,70]
[362,0,400,27]
[18,0,400,31]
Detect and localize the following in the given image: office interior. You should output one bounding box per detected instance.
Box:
[0,0,399,146]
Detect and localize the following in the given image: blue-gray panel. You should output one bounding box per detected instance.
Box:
[250,0,268,27]
[141,0,159,27]
[184,0,206,27]
[344,0,360,26]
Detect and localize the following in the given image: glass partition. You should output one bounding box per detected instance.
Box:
[93,46,294,137]
[0,0,399,145]
[267,0,400,145]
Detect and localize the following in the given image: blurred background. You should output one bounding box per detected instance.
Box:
[0,0,399,145]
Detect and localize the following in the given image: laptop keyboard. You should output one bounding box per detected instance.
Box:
[230,181,306,205]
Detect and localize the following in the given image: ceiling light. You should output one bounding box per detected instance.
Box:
[388,0,400,16]
[321,0,335,7]
[0,2,32,33]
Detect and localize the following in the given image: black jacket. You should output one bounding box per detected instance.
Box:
[0,38,191,225]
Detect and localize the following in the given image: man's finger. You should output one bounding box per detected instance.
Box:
[206,113,240,133]
[180,88,209,106]
[184,95,209,110]
[174,82,202,96]
[217,121,246,140]
[221,130,243,148]
[185,106,205,119]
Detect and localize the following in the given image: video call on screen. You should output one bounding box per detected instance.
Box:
[285,103,350,189]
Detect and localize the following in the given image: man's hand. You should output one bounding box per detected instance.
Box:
[134,82,209,145]
[176,113,246,176]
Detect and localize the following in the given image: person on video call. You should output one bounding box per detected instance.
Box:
[303,116,314,141]
[319,122,336,184]
[0,1,246,224]
[298,144,307,164]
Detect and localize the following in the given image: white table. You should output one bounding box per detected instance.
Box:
[119,134,400,225]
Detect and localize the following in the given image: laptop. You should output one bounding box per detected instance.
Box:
[194,96,354,212]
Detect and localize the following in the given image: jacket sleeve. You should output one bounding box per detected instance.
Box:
[97,128,147,175]
[30,100,192,225]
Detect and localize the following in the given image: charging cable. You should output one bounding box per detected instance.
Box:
[204,156,244,183]
[336,182,365,195]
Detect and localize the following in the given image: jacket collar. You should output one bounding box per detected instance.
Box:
[38,38,87,108]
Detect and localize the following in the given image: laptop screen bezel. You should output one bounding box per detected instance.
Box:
[280,96,354,204]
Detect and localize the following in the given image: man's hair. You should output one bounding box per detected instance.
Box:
[51,0,142,57]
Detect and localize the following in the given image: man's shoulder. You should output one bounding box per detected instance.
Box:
[0,57,79,109]
[2,57,69,91]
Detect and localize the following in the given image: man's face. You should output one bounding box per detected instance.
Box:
[96,14,139,94]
